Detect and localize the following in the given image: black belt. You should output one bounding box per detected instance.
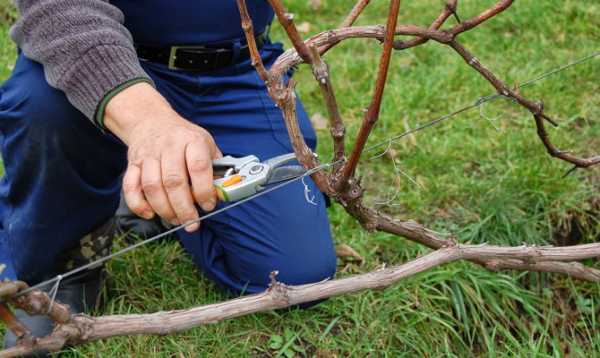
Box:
[136,32,267,72]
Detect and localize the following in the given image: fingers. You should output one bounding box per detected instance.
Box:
[213,145,223,160]
[186,141,218,212]
[122,123,221,233]
[122,164,154,219]
[204,131,223,159]
[161,147,200,232]
[141,158,177,225]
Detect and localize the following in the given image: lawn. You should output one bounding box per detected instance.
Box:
[2,0,600,356]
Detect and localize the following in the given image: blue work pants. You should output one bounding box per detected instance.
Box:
[0,42,336,294]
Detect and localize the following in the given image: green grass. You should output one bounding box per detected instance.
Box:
[2,0,600,356]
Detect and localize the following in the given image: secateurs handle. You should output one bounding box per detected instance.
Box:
[211,153,299,202]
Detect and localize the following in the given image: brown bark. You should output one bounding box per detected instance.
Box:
[266,0,314,64]
[337,0,402,189]
[3,242,600,357]
[309,45,346,167]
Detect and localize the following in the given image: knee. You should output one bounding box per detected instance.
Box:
[0,55,91,141]
[200,225,338,295]
[265,237,337,309]
[271,239,337,287]
[231,185,337,290]
[22,82,87,142]
[0,56,127,192]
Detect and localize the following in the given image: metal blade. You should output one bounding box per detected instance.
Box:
[264,153,296,168]
[265,165,307,185]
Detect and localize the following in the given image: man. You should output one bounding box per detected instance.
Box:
[0,0,336,350]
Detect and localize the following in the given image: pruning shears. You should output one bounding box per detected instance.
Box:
[212,153,306,202]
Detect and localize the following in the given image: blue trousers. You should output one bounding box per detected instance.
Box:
[0,42,336,294]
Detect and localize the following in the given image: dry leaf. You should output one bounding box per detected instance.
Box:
[340,263,361,274]
[310,112,328,130]
[385,148,398,161]
[297,21,311,33]
[335,244,364,264]
[403,116,417,147]
[316,349,337,358]
[310,0,323,11]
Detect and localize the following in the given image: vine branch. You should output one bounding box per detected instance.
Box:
[3,241,600,357]
[337,0,402,189]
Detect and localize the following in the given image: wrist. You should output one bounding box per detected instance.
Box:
[95,78,153,129]
[104,82,175,144]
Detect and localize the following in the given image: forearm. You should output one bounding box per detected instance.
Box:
[12,0,222,226]
[10,0,153,125]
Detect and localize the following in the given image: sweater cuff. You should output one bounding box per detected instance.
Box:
[94,77,154,129]
[61,44,154,124]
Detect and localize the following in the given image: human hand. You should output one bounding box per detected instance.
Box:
[104,83,222,232]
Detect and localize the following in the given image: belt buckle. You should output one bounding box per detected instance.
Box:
[168,45,209,70]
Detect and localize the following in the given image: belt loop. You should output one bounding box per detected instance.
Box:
[231,40,242,74]
[232,40,241,63]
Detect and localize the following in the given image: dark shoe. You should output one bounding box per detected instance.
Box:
[2,220,113,356]
[2,268,105,357]
[59,219,115,272]
[115,195,166,240]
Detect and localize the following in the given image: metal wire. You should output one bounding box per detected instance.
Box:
[518,51,600,88]
[364,51,599,154]
[6,51,598,301]
[8,160,340,301]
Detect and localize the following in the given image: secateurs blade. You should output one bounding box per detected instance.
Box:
[212,153,306,202]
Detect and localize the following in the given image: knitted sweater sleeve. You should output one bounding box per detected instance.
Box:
[10,0,153,125]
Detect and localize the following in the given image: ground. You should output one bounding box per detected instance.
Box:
[1,0,600,356]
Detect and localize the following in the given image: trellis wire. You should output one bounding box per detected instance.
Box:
[365,51,599,154]
[8,161,339,301]
[6,50,598,302]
